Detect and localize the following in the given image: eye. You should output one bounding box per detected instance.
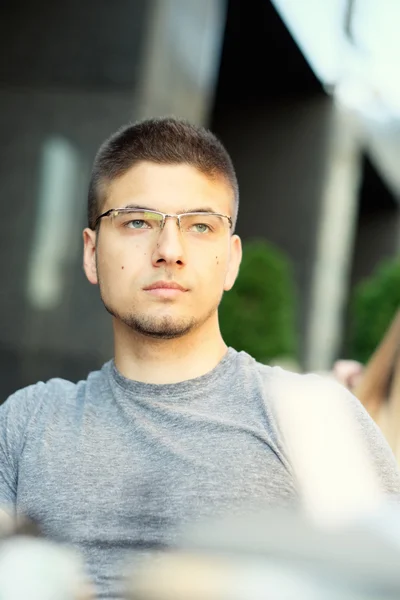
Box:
[125,219,151,230]
[191,223,211,234]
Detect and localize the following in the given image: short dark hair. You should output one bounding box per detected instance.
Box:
[87,117,239,230]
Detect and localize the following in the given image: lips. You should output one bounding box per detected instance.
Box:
[144,281,187,292]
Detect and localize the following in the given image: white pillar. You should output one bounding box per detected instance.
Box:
[305,103,363,371]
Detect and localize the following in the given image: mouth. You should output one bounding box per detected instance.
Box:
[143,281,188,298]
[144,281,187,291]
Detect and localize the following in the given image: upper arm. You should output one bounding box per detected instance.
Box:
[0,386,42,510]
[341,384,400,496]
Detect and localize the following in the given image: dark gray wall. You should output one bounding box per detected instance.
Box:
[0,0,149,90]
[350,156,399,289]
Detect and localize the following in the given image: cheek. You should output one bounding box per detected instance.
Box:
[213,248,230,271]
[98,240,145,274]
[199,252,229,283]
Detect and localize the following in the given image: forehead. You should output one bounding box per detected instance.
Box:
[103,161,234,215]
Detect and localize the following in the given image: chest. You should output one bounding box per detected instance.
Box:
[16,404,296,545]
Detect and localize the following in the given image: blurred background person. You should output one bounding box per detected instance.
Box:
[333,359,365,391]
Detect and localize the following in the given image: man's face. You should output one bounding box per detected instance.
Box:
[83,161,242,339]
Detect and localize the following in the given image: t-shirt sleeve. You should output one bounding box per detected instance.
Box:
[0,385,42,511]
[339,381,400,496]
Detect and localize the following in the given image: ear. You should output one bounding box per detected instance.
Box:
[224,234,242,291]
[83,228,98,285]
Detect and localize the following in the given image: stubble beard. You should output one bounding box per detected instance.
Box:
[118,311,199,339]
[100,294,221,340]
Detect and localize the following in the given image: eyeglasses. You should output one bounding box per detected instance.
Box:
[94,208,233,238]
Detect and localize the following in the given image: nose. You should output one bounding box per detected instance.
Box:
[151,217,186,267]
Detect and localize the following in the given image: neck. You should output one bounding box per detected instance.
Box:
[113,316,228,384]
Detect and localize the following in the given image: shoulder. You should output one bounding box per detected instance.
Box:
[234,351,377,446]
[250,360,371,425]
[236,352,347,399]
[3,378,77,409]
[1,364,107,422]
[233,350,334,392]
[0,380,76,434]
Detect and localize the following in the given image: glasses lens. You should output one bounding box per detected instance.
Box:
[180,214,228,236]
[111,210,163,231]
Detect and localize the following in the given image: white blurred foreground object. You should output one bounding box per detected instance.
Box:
[0,536,93,600]
[127,505,400,600]
[270,373,384,527]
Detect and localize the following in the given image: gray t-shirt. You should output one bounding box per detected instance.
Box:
[0,348,399,598]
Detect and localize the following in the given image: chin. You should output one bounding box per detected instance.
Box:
[119,311,198,339]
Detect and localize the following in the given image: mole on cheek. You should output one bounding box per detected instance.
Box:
[121,266,124,270]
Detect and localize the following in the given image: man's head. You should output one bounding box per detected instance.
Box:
[83,117,242,340]
[88,117,239,231]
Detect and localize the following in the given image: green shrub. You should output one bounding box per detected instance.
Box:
[350,258,400,364]
[219,239,298,363]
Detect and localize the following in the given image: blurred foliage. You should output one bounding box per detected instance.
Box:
[219,239,298,363]
[350,258,400,364]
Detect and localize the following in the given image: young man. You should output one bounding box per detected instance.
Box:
[0,117,399,599]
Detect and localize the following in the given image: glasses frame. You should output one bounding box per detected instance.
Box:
[94,208,233,232]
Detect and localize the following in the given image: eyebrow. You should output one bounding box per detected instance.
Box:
[121,203,219,214]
